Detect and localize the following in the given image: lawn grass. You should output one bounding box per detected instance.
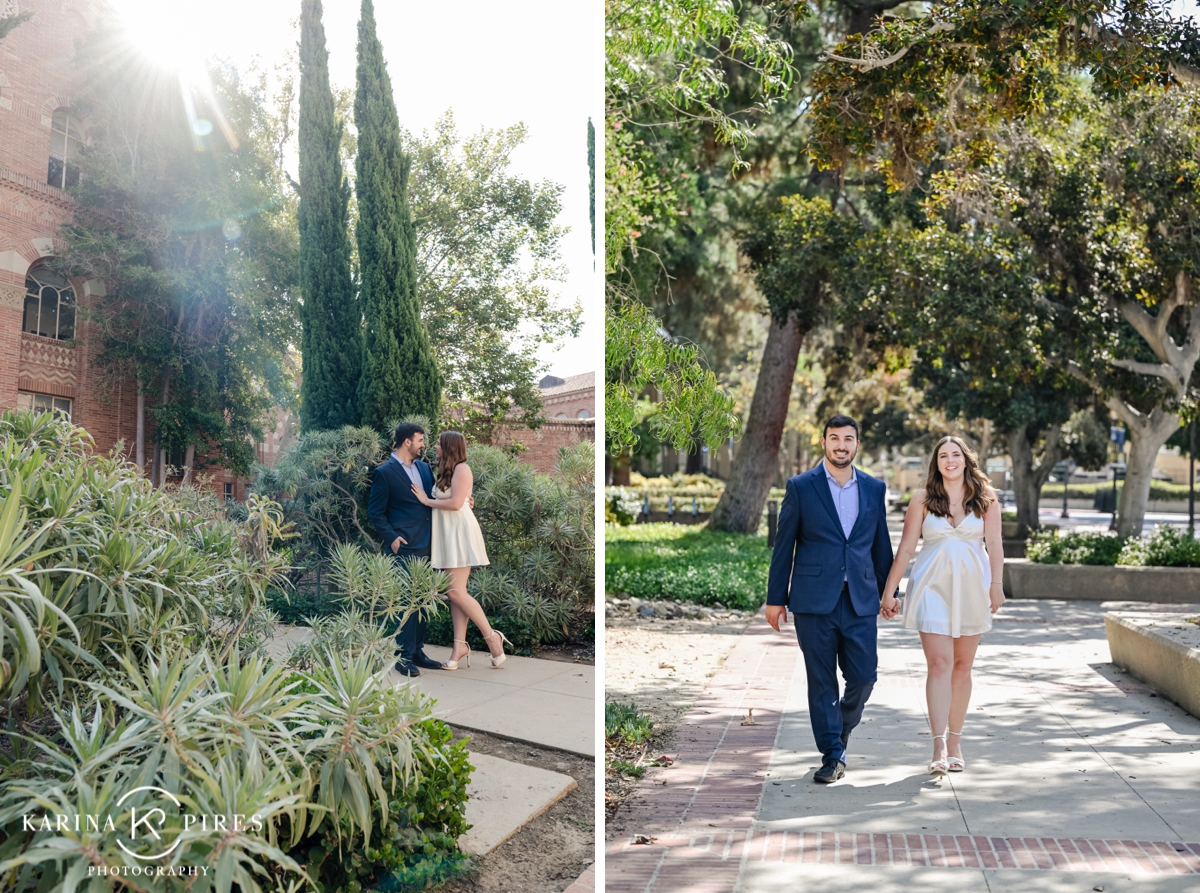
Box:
[605,522,771,611]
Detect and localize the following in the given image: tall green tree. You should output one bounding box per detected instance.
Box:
[404,114,580,442]
[298,0,360,432]
[354,0,441,430]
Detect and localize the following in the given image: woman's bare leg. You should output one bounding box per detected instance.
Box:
[920,632,954,762]
[449,600,469,663]
[445,567,499,655]
[947,634,981,760]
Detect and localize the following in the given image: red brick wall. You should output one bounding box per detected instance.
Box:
[542,387,594,420]
[488,418,596,474]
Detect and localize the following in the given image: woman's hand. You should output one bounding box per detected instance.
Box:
[411,483,431,506]
[989,582,1006,614]
[880,593,901,620]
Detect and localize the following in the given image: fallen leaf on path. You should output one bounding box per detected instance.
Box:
[652,755,674,766]
[741,708,759,726]
[634,835,657,845]
[659,662,676,670]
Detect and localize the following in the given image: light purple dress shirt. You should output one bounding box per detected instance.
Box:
[823,460,860,582]
[394,453,423,489]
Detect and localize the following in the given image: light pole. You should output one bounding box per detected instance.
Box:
[1190,415,1196,537]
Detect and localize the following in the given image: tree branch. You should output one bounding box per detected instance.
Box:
[819,22,953,72]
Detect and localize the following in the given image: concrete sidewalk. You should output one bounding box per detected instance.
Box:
[606,600,1200,892]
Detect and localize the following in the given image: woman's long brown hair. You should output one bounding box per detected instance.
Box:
[924,435,995,519]
[435,431,468,492]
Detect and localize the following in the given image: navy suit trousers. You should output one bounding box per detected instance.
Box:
[392,545,432,661]
[794,584,878,764]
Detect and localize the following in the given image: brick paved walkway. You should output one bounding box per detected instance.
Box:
[605,600,1200,892]
[562,861,595,892]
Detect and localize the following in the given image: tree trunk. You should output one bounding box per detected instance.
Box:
[684,441,704,475]
[1113,404,1179,537]
[181,443,195,486]
[610,450,631,486]
[135,379,145,473]
[710,310,805,533]
[1006,423,1063,539]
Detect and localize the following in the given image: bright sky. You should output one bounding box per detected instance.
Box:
[108,0,601,381]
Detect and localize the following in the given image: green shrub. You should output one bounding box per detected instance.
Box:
[298,719,472,893]
[605,702,653,746]
[1027,525,1200,567]
[1040,481,1191,501]
[605,523,771,610]
[468,444,594,643]
[268,584,343,624]
[1027,529,1126,565]
[1118,525,1200,567]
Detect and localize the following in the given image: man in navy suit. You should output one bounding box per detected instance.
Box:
[766,414,897,783]
[368,421,446,677]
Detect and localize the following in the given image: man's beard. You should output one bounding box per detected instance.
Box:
[825,448,855,469]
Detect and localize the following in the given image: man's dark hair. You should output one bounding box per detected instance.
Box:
[823,414,860,439]
[392,421,425,449]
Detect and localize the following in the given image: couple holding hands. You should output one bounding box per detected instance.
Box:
[767,414,1006,782]
[368,422,510,677]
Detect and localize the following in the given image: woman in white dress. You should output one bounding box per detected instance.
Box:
[412,431,510,669]
[879,436,1005,776]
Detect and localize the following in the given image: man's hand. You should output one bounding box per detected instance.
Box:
[765,604,787,632]
[880,594,901,620]
[391,535,408,554]
[468,495,474,510]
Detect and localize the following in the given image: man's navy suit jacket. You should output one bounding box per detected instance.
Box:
[766,464,894,616]
[367,455,436,552]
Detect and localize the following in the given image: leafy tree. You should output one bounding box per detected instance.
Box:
[298,0,360,431]
[404,115,580,442]
[809,0,1200,190]
[849,222,1088,535]
[58,21,299,484]
[0,6,32,42]
[710,196,861,532]
[604,0,796,457]
[354,0,441,430]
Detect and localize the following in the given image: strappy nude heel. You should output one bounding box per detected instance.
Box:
[483,630,511,668]
[445,640,470,670]
[929,734,949,776]
[947,729,965,772]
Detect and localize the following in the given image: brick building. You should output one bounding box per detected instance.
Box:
[538,371,594,420]
[0,1,261,500]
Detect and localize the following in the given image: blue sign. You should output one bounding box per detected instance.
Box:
[1110,426,1126,449]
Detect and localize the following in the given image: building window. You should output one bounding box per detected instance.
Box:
[23,267,75,340]
[48,107,82,190]
[577,409,591,419]
[555,412,568,419]
[224,482,234,502]
[16,391,71,420]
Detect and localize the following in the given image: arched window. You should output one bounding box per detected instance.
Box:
[23,267,75,340]
[577,409,591,419]
[48,108,82,190]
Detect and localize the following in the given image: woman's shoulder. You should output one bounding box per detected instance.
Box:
[453,462,473,476]
[911,488,927,503]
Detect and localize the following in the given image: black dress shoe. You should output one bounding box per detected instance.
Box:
[413,652,446,670]
[814,759,846,784]
[394,660,420,677]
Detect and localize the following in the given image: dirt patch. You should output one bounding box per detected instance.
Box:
[604,599,752,824]
[436,730,594,893]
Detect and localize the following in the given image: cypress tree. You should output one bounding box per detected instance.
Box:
[354,0,442,430]
[298,0,360,431]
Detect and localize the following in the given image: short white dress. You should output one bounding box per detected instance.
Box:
[430,485,490,569]
[901,512,992,637]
